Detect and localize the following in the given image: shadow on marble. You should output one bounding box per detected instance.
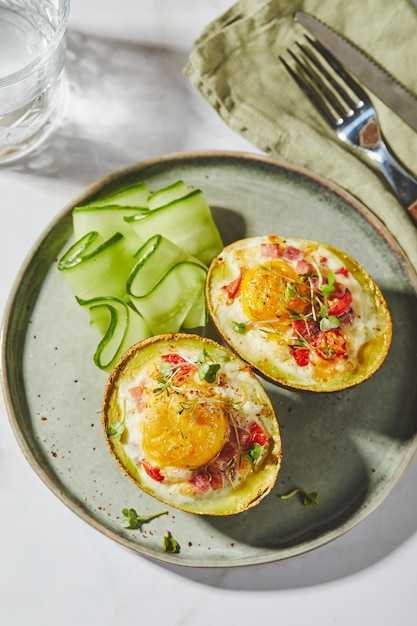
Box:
[7,30,191,184]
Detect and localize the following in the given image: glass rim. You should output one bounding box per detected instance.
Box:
[0,0,70,88]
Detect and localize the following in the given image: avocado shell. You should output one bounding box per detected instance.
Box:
[205,236,393,393]
[102,333,282,515]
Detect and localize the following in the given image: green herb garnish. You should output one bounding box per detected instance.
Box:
[198,361,221,383]
[245,443,262,464]
[320,269,336,298]
[197,348,221,383]
[108,420,125,441]
[121,508,168,530]
[163,530,180,553]
[233,321,248,334]
[279,488,319,506]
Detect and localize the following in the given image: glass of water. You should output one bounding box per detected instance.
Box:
[0,0,69,164]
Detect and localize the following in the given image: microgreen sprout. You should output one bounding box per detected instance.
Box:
[121,508,168,530]
[198,361,221,383]
[177,396,242,419]
[153,361,183,396]
[245,442,262,464]
[163,530,180,553]
[320,269,336,299]
[197,348,221,383]
[279,488,319,506]
[233,321,248,334]
[320,315,340,332]
[108,420,125,441]
[285,281,299,299]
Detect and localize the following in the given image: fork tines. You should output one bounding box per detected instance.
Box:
[279,35,369,127]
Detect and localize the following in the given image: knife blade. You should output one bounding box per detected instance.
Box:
[294,11,417,132]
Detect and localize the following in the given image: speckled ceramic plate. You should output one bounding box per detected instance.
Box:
[2,151,417,568]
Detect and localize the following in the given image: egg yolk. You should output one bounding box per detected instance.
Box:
[240,260,307,321]
[140,393,229,469]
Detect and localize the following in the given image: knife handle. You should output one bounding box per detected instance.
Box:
[363,135,417,225]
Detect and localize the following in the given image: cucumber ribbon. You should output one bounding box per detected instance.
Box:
[58,180,222,370]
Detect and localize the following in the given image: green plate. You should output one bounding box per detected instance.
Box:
[2,151,417,567]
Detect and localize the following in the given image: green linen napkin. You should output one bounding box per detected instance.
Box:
[184,0,417,269]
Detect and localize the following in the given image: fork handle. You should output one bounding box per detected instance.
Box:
[362,134,417,225]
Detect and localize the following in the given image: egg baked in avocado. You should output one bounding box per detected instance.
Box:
[102,333,282,515]
[206,235,392,392]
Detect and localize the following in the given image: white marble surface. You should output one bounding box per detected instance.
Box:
[1,1,417,624]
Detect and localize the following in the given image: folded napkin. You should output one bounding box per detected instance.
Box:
[184,0,417,269]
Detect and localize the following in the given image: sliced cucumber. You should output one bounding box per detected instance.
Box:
[73,204,148,241]
[58,231,136,300]
[125,189,223,265]
[76,296,151,371]
[129,261,207,335]
[87,182,150,207]
[182,288,208,329]
[58,178,224,371]
[147,180,189,210]
[127,234,189,298]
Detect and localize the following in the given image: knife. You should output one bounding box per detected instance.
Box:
[294,11,417,132]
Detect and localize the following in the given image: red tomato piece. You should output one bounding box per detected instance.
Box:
[335,266,349,278]
[221,272,242,302]
[160,353,196,380]
[327,289,353,316]
[249,422,268,446]
[142,460,164,482]
[313,328,347,361]
[292,347,310,366]
[161,353,187,365]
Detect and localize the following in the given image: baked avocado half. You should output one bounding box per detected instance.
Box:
[102,333,282,515]
[206,235,392,392]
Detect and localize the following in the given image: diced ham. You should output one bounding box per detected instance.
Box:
[207,464,223,490]
[129,383,146,410]
[237,427,252,450]
[260,242,282,258]
[218,441,237,463]
[296,259,315,275]
[189,470,210,494]
[283,246,302,261]
[292,318,320,339]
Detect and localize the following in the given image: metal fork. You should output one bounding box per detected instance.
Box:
[279,36,417,226]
